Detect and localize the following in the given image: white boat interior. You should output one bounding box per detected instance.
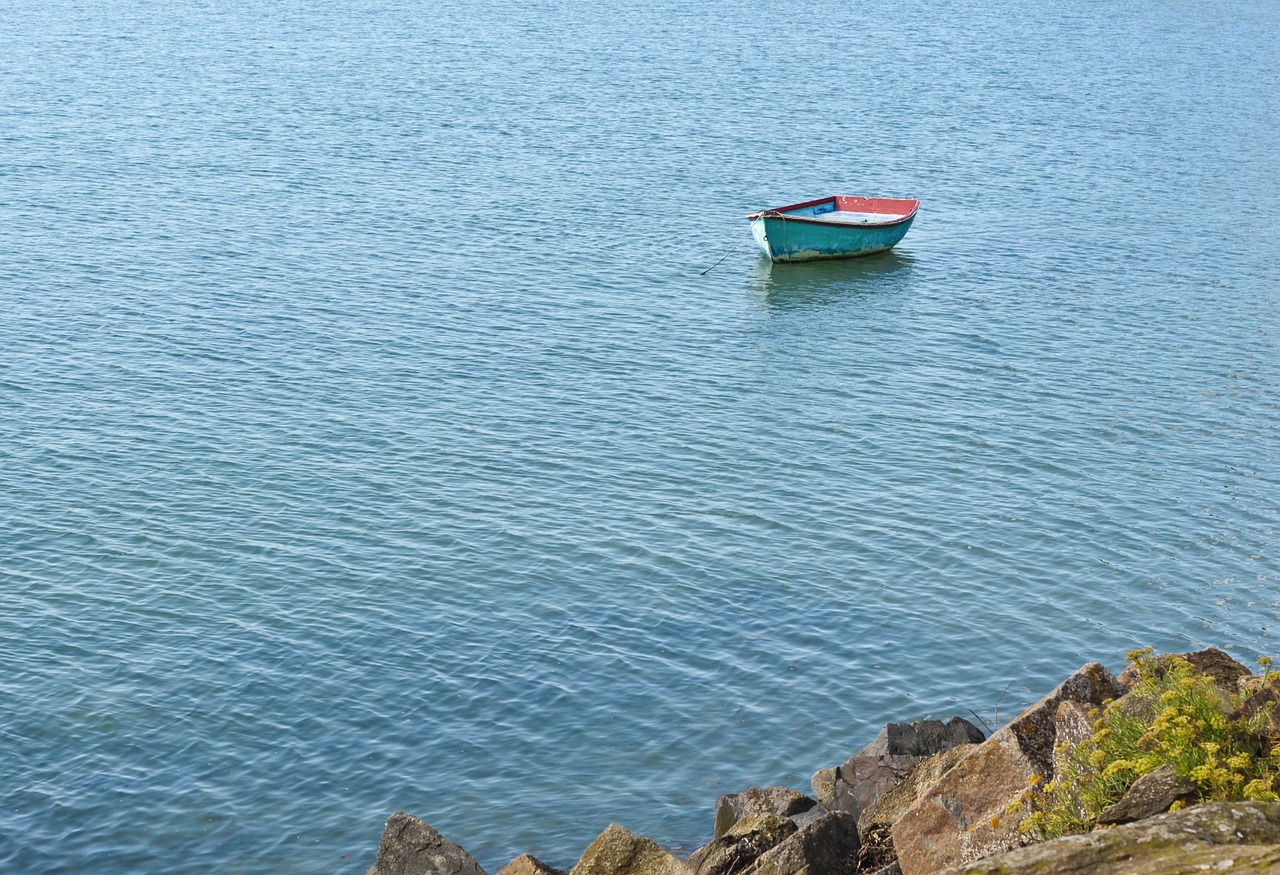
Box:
[786,209,909,225]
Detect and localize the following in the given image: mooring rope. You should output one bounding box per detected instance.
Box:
[700,227,752,275]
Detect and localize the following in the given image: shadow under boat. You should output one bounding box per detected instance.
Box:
[748,248,917,309]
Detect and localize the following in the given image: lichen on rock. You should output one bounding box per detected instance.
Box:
[935,801,1280,874]
[571,824,691,875]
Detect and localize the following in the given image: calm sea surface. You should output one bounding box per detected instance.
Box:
[3,0,1279,871]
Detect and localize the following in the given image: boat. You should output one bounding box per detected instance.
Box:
[746,196,919,263]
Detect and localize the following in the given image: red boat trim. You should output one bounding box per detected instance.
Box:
[746,196,919,227]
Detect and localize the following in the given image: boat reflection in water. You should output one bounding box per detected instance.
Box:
[748,249,916,311]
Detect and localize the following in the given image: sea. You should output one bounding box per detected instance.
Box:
[2,0,1278,872]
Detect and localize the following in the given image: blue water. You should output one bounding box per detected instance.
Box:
[3,0,1279,872]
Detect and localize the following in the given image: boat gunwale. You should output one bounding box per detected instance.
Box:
[745,196,919,229]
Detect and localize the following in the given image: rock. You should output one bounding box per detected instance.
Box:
[827,755,924,822]
[789,806,829,831]
[857,719,985,758]
[819,718,986,822]
[892,662,1123,875]
[1051,700,1094,751]
[1116,647,1252,692]
[496,857,567,875]
[858,745,976,837]
[1049,700,1094,778]
[869,864,900,875]
[571,825,691,875]
[890,730,1034,875]
[1095,764,1199,825]
[714,787,818,839]
[856,748,972,873]
[686,814,797,875]
[365,812,488,875]
[811,769,838,809]
[739,810,858,875]
[1234,675,1280,740]
[1009,664,1123,778]
[935,801,1280,874]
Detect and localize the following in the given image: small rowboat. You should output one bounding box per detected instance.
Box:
[747,196,919,263]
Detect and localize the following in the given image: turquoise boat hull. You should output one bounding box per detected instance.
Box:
[747,195,919,263]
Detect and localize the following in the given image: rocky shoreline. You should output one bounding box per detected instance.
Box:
[362,648,1280,875]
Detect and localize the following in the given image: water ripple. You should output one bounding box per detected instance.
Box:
[3,0,1280,872]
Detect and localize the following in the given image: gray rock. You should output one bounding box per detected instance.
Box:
[740,810,858,875]
[714,787,818,839]
[828,755,922,820]
[1096,764,1199,825]
[856,718,985,759]
[936,801,1280,874]
[789,805,829,831]
[365,812,488,875]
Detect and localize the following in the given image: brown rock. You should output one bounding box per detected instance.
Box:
[571,825,691,875]
[936,801,1280,874]
[1235,675,1280,740]
[496,856,568,875]
[740,810,858,875]
[365,812,488,875]
[1095,765,1199,825]
[1116,647,1252,692]
[686,814,797,875]
[891,731,1033,875]
[858,745,975,839]
[892,662,1123,875]
[714,787,818,839]
[822,719,986,822]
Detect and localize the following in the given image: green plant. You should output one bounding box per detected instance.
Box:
[1019,649,1280,841]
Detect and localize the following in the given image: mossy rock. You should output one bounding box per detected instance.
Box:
[936,801,1280,875]
[571,825,691,875]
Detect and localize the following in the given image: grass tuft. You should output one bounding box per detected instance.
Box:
[1018,649,1280,841]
